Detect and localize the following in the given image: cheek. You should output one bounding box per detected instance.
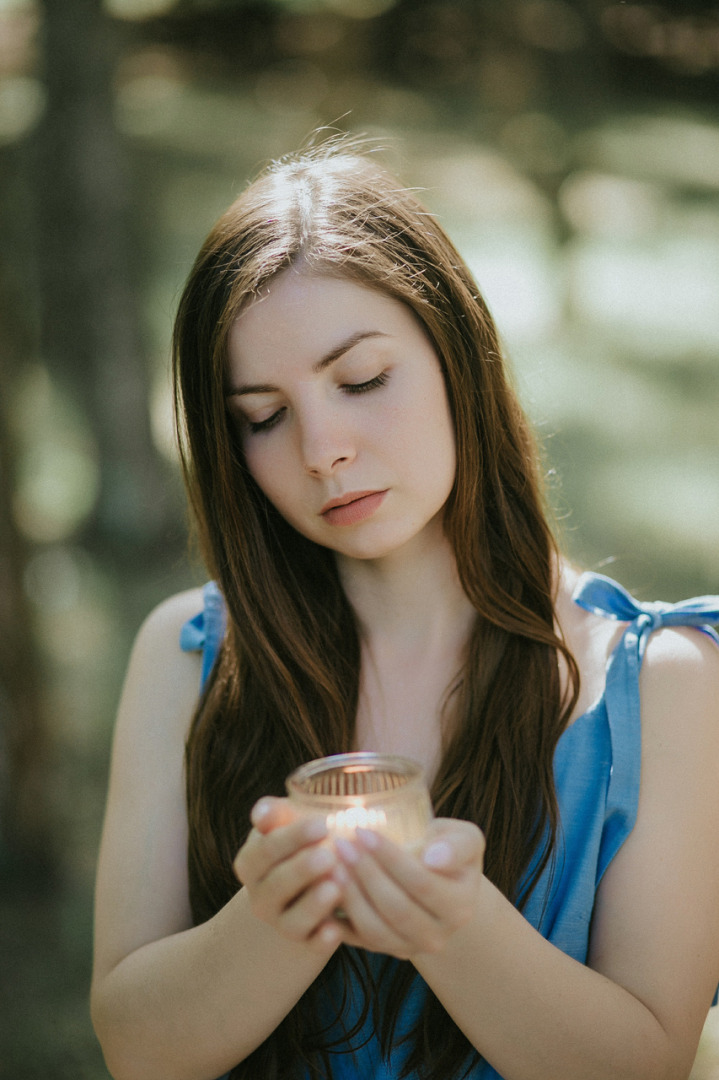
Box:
[416,386,456,472]
[423,413,457,503]
[427,427,457,496]
[242,442,287,507]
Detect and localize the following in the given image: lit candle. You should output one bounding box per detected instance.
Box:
[286,752,433,849]
[327,804,388,838]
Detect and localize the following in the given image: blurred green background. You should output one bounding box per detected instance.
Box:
[0,0,718,1076]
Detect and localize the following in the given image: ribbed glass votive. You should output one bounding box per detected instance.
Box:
[286,751,433,849]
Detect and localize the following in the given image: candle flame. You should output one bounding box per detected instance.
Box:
[327,805,388,836]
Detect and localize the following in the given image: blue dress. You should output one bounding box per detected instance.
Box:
[180,572,719,1079]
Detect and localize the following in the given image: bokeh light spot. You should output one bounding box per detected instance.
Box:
[0,75,44,141]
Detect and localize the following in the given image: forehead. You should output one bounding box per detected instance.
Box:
[227,269,425,375]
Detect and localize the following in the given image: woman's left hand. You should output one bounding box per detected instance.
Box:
[332,817,485,960]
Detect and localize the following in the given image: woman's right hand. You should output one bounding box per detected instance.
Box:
[233,797,345,953]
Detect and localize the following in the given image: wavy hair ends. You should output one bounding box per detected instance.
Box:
[174,138,579,1080]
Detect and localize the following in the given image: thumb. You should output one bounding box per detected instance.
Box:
[420,818,485,872]
[250,796,301,834]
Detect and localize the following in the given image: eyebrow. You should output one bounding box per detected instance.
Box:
[225,330,389,398]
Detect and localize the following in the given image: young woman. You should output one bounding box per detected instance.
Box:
[91,141,719,1080]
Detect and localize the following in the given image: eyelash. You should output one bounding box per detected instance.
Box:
[247,371,390,434]
[248,410,285,435]
[343,371,389,395]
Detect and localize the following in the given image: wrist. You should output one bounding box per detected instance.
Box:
[411,870,497,967]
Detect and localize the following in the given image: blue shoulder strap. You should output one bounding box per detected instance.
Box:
[179,581,227,690]
[572,572,719,1007]
[572,572,719,649]
[572,572,719,882]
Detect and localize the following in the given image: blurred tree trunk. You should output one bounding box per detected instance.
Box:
[0,383,52,879]
[35,0,179,560]
[0,145,55,878]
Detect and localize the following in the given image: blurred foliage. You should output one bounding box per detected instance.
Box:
[0,0,718,1075]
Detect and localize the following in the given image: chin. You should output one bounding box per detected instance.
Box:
[328,527,433,564]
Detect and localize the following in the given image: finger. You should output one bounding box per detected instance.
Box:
[333,863,412,956]
[233,815,328,884]
[308,918,344,954]
[306,911,343,954]
[262,841,338,916]
[420,819,485,874]
[336,837,443,950]
[243,839,341,930]
[280,876,345,945]
[251,796,301,834]
[353,829,445,909]
[350,828,468,923]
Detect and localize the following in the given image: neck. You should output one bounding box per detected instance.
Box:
[336,521,476,779]
[335,519,476,653]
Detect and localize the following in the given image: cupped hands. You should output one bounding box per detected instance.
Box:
[234,798,485,963]
[332,817,485,960]
[232,797,344,954]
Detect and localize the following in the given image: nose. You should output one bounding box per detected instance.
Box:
[299,406,356,477]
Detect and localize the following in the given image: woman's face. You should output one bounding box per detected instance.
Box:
[225,268,457,564]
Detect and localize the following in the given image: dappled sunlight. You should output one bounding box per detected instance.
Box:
[513,338,679,443]
[515,0,587,53]
[149,370,179,464]
[10,368,100,544]
[104,0,176,17]
[0,73,44,140]
[24,546,115,672]
[579,114,719,190]
[465,234,561,345]
[565,231,719,357]
[324,0,399,20]
[588,454,719,576]
[499,110,570,177]
[411,143,561,344]
[601,4,719,75]
[2,2,718,1075]
[416,143,552,226]
[116,72,310,161]
[559,171,666,240]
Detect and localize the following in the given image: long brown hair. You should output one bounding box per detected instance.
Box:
[174,137,579,1079]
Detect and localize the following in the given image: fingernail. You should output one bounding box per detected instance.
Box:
[251,800,270,824]
[423,840,452,869]
[335,837,359,864]
[356,827,379,850]
[318,923,340,947]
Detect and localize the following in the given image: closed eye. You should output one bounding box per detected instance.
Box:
[248,407,285,434]
[246,372,389,434]
[343,372,390,394]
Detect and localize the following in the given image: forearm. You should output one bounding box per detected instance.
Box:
[413,878,684,1080]
[92,887,332,1080]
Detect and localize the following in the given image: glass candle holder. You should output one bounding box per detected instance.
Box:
[286,751,433,850]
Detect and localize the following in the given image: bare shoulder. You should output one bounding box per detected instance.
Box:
[121,586,206,732]
[642,618,719,675]
[93,587,208,977]
[554,562,626,721]
[588,620,719,1052]
[640,624,719,754]
[133,585,206,664]
[107,584,208,786]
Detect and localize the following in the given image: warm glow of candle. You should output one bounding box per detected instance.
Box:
[286,752,433,850]
[326,804,388,837]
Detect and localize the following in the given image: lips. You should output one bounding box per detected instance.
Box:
[320,490,388,526]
